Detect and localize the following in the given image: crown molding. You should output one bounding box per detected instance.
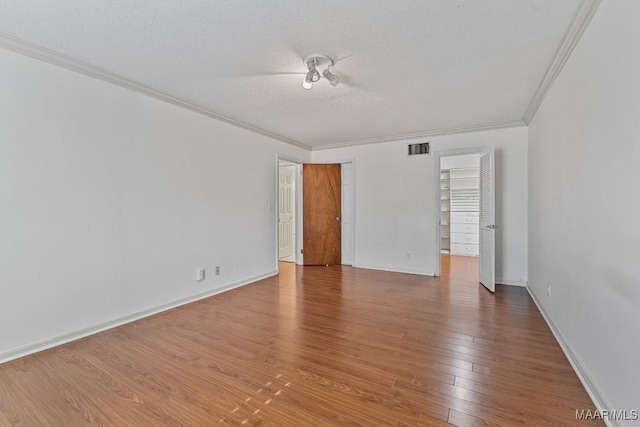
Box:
[0,33,312,151]
[3,0,599,155]
[311,120,526,151]
[523,0,602,124]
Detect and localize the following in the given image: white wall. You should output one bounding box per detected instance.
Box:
[527,1,640,420]
[0,48,310,361]
[312,126,528,283]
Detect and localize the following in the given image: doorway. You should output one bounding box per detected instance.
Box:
[276,158,355,268]
[278,160,298,263]
[435,149,496,292]
[439,154,480,283]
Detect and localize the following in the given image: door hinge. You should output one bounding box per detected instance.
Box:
[301,248,304,254]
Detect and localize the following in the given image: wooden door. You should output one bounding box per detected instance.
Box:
[303,164,341,265]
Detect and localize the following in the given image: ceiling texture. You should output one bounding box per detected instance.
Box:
[0,0,599,149]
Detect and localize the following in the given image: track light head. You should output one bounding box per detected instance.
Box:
[322,68,341,87]
[305,68,321,83]
[305,58,321,83]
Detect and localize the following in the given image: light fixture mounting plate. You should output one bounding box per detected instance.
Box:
[303,54,335,68]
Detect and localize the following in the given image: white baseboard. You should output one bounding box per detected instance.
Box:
[496,277,527,287]
[526,285,618,427]
[352,267,528,285]
[354,263,434,276]
[0,270,278,365]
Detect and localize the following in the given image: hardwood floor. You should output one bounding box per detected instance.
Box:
[0,258,601,426]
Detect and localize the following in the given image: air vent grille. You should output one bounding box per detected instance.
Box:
[408,142,430,156]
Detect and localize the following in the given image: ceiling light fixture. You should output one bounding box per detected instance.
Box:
[302,54,340,90]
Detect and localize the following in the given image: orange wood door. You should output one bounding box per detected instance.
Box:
[303,164,341,265]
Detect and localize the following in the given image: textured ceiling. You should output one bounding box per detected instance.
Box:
[0,0,582,148]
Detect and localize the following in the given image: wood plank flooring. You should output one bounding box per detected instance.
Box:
[0,257,601,426]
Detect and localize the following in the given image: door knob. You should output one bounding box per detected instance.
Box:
[336,217,341,221]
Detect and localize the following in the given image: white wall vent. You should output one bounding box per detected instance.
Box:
[408,142,430,156]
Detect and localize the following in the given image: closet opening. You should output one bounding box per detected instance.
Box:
[438,154,480,283]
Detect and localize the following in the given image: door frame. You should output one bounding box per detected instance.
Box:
[276,155,305,270]
[312,159,356,266]
[433,147,488,277]
[276,157,356,269]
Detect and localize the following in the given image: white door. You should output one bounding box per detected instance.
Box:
[479,151,496,292]
[341,162,354,265]
[278,165,294,259]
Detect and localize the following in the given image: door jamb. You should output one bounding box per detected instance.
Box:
[276,154,305,272]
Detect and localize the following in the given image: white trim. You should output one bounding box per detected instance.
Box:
[343,160,357,267]
[276,154,305,267]
[434,153,444,276]
[526,284,618,427]
[312,121,525,151]
[1,0,601,151]
[350,160,357,267]
[522,0,602,124]
[0,32,311,151]
[294,163,304,265]
[355,263,434,277]
[495,278,527,287]
[0,270,278,365]
[0,32,530,153]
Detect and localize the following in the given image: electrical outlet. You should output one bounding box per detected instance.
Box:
[215,266,220,276]
[547,284,551,297]
[406,252,411,260]
[196,269,205,281]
